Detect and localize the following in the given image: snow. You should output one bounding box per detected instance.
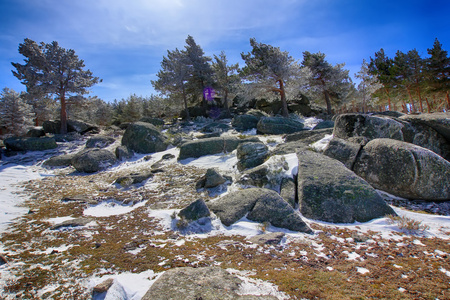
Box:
[1,122,450,299]
[83,200,147,217]
[0,163,45,232]
[309,134,333,152]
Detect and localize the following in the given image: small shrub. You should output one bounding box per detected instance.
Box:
[258,221,271,233]
[387,215,430,233]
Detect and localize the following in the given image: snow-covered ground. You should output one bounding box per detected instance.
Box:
[1,125,450,299]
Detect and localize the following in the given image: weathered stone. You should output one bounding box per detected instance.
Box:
[257,116,305,135]
[67,120,99,134]
[353,138,450,200]
[284,128,333,143]
[237,165,269,188]
[196,168,228,190]
[201,122,231,133]
[115,172,153,186]
[237,142,269,171]
[25,127,45,138]
[280,177,296,208]
[208,188,311,233]
[323,137,362,169]
[71,149,117,173]
[122,122,169,154]
[43,153,75,168]
[312,120,335,130]
[297,150,395,223]
[178,136,260,160]
[92,278,114,294]
[333,113,450,160]
[4,136,57,151]
[50,217,93,230]
[248,232,285,245]
[247,189,312,233]
[178,199,210,221]
[232,114,260,132]
[85,135,116,149]
[142,266,278,300]
[0,254,7,265]
[115,145,133,160]
[140,117,165,126]
[399,112,450,142]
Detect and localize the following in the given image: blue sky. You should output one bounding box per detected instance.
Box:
[1,0,449,103]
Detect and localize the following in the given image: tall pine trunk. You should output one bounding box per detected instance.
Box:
[182,84,190,120]
[60,91,68,134]
[279,80,289,117]
[324,90,332,115]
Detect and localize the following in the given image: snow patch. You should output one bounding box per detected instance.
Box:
[309,134,333,152]
[84,200,147,217]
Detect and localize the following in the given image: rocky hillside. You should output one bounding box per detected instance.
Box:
[0,112,449,299]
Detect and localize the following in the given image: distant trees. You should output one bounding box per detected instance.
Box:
[0,88,33,136]
[301,51,353,115]
[369,38,450,112]
[354,59,382,112]
[12,38,100,133]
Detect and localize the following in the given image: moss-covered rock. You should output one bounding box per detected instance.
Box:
[71,149,117,173]
[121,122,169,154]
[4,136,57,151]
[236,142,269,171]
[178,136,260,160]
[354,138,450,200]
[297,150,394,223]
[257,116,305,135]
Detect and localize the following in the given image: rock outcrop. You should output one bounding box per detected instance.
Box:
[122,122,169,154]
[178,136,260,160]
[257,116,305,135]
[4,136,58,152]
[71,149,117,173]
[208,188,312,233]
[236,142,269,171]
[297,150,395,223]
[353,138,450,200]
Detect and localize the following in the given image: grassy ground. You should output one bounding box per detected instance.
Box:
[1,162,449,299]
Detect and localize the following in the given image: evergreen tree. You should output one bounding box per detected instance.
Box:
[368,49,395,110]
[212,51,240,116]
[426,38,450,109]
[301,51,352,115]
[0,88,33,136]
[183,36,214,110]
[152,48,192,120]
[241,38,300,117]
[12,38,100,133]
[355,59,383,112]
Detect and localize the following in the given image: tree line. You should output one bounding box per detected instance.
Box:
[1,36,449,137]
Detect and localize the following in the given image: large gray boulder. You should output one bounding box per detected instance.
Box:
[71,149,117,173]
[353,138,450,200]
[196,168,228,189]
[178,199,210,221]
[323,137,362,169]
[208,188,311,233]
[231,114,260,132]
[142,267,278,300]
[297,150,395,223]
[42,120,99,135]
[236,142,269,171]
[178,136,260,160]
[272,128,333,156]
[333,113,450,160]
[4,137,57,151]
[257,116,305,135]
[121,122,169,154]
[399,112,450,142]
[85,135,116,149]
[43,153,75,168]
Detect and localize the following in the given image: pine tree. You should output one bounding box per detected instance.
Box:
[368,49,395,110]
[241,38,300,117]
[355,59,383,112]
[0,88,33,136]
[152,48,192,119]
[426,38,450,109]
[183,36,213,111]
[12,38,100,133]
[212,51,240,116]
[301,51,352,115]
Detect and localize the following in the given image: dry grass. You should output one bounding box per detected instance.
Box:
[387,214,431,233]
[1,161,449,299]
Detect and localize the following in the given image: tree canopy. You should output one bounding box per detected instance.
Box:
[12,38,100,133]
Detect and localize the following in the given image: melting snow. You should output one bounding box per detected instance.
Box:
[83,200,147,217]
[356,267,370,274]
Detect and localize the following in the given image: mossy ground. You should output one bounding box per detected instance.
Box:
[1,161,449,299]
